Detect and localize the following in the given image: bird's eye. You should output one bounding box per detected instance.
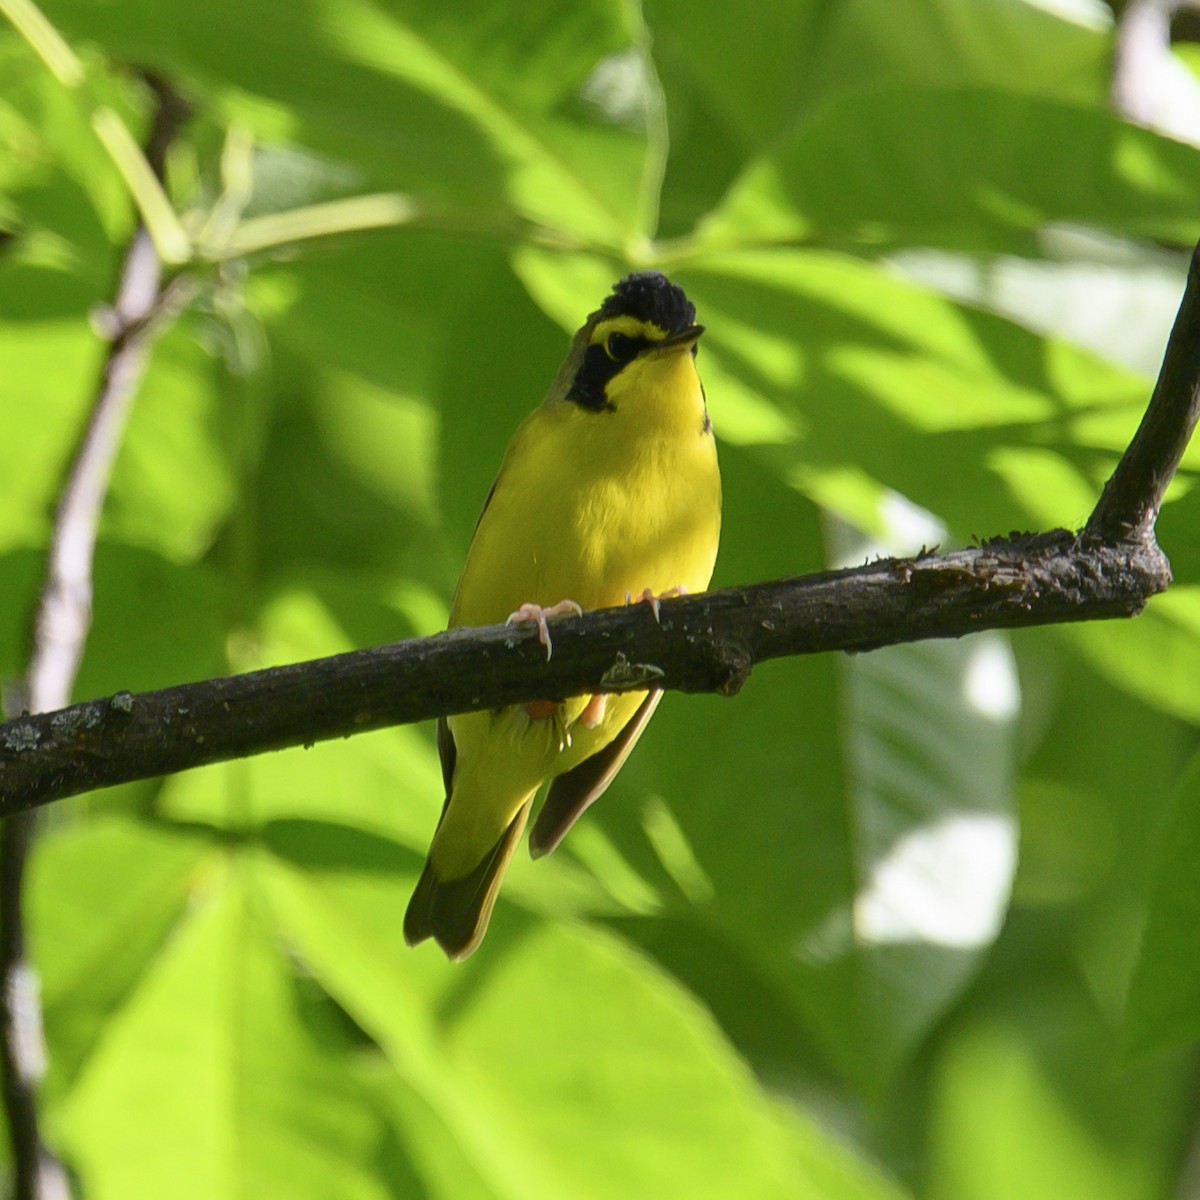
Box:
[604,332,638,363]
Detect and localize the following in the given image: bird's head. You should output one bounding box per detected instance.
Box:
[564,271,705,416]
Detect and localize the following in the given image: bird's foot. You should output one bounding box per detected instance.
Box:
[506,599,583,661]
[624,585,688,625]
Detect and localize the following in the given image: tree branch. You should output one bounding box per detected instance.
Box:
[0,73,190,1200]
[0,529,1170,815]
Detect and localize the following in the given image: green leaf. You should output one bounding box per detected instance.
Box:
[705,88,1200,250]
[157,587,443,844]
[1007,624,1190,1026]
[0,40,134,238]
[260,853,903,1200]
[840,631,1019,1085]
[246,236,495,589]
[76,546,229,698]
[102,324,240,563]
[799,0,1109,106]
[1066,589,1200,725]
[650,0,1109,237]
[0,0,84,86]
[0,309,106,552]
[776,1099,915,1200]
[927,1017,1179,1200]
[687,249,1145,537]
[41,0,656,243]
[32,818,212,1087]
[91,105,190,262]
[1124,751,1200,1058]
[57,861,394,1200]
[653,0,1106,152]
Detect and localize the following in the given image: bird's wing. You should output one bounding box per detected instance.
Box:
[529,690,663,858]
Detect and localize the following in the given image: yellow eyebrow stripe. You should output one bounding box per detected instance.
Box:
[588,315,665,345]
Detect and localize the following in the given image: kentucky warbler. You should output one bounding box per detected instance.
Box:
[404,270,721,959]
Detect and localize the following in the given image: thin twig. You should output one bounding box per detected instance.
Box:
[0,73,189,1200]
[1087,239,1200,539]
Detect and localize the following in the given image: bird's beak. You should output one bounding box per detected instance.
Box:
[652,324,705,356]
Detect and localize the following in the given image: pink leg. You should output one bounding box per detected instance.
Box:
[506,599,583,661]
[578,692,608,729]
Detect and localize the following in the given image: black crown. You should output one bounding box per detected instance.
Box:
[597,271,695,334]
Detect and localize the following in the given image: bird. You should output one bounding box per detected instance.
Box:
[403,270,722,960]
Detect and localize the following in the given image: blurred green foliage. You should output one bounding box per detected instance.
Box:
[2,0,1200,1195]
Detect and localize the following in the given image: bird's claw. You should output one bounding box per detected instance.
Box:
[625,585,688,625]
[506,599,583,661]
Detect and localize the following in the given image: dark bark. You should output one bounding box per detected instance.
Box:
[0,528,1170,816]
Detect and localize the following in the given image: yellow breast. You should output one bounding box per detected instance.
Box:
[452,348,720,628]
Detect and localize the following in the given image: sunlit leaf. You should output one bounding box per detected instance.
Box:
[705,89,1200,250]
[31,818,212,1087]
[57,864,393,1200]
[1066,589,1200,725]
[260,855,902,1200]
[40,0,656,243]
[927,1018,1179,1200]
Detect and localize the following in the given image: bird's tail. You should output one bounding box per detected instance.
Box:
[403,798,533,960]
